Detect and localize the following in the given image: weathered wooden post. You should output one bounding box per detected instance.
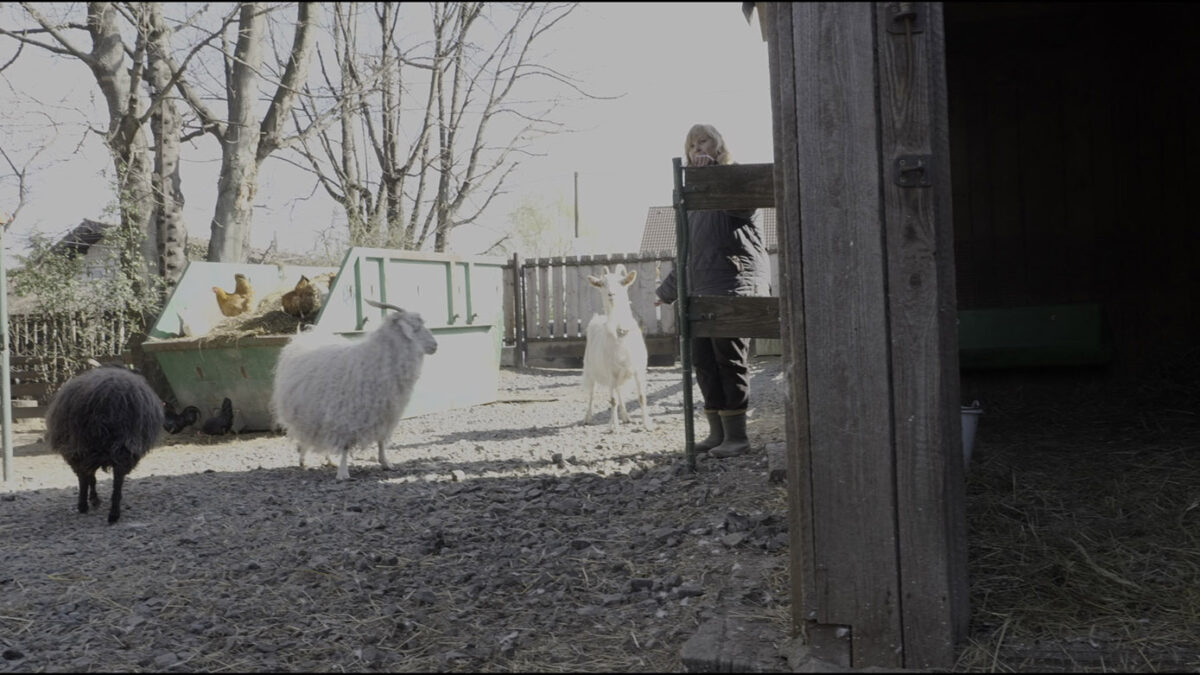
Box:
[1,220,12,482]
[511,252,526,369]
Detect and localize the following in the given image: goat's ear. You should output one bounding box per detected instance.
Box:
[622,269,637,286]
[587,275,603,287]
[396,313,415,339]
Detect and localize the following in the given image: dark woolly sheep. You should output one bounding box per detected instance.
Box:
[44,366,164,524]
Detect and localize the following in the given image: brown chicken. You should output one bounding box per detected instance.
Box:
[213,273,254,317]
[281,275,318,320]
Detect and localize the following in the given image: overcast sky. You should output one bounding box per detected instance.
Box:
[0,2,772,266]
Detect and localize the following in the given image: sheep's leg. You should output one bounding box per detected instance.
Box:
[88,474,100,508]
[336,447,351,481]
[76,471,92,514]
[377,441,393,471]
[108,469,125,524]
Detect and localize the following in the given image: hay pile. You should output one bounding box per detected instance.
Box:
[954,353,1200,672]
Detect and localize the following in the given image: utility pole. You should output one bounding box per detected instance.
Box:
[573,171,579,238]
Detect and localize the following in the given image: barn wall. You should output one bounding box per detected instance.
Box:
[946,2,1199,372]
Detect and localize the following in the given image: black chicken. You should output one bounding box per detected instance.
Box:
[163,402,201,434]
[200,397,234,435]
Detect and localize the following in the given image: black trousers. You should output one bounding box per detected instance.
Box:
[692,336,751,412]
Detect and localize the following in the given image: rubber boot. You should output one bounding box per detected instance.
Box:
[694,410,724,453]
[709,411,750,458]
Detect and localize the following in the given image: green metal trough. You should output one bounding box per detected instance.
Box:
[143,247,507,432]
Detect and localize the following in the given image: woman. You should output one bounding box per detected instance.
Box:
[655,123,771,458]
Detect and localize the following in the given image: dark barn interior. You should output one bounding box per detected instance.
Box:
[944,3,1200,669]
[947,1,1197,374]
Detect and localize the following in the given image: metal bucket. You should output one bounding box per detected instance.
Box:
[961,400,983,466]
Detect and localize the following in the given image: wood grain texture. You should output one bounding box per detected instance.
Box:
[790,2,901,667]
[876,2,968,666]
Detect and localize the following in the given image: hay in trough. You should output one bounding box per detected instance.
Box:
[954,352,1200,672]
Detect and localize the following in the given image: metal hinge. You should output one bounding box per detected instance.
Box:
[886,2,924,34]
[894,155,932,187]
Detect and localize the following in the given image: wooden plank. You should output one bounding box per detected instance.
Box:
[791,2,901,667]
[503,254,517,344]
[657,255,677,335]
[537,257,551,339]
[689,296,780,338]
[682,163,775,210]
[561,255,580,338]
[10,382,50,398]
[630,257,659,334]
[11,406,48,420]
[550,256,565,338]
[1016,48,1067,302]
[875,2,968,667]
[986,51,1026,304]
[523,261,538,341]
[765,0,818,639]
[525,335,677,362]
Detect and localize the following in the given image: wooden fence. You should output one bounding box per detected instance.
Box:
[503,251,679,366]
[5,311,131,417]
[503,251,782,367]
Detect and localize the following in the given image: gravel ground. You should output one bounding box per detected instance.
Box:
[0,357,790,673]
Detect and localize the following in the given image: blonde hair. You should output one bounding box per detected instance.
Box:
[684,123,733,166]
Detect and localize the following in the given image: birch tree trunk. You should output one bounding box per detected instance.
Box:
[142,3,188,288]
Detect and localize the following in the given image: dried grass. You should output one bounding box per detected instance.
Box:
[955,350,1200,672]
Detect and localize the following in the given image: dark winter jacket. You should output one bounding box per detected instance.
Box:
[656,207,771,304]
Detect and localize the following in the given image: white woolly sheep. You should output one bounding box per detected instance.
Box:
[581,264,654,432]
[270,299,438,480]
[44,366,165,524]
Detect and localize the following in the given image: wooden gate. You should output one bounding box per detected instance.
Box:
[506,252,679,367]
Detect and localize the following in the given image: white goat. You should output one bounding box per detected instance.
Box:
[270,299,438,480]
[581,264,654,432]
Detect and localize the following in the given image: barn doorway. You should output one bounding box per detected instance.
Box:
[945,2,1200,669]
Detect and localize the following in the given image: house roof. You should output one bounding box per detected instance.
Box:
[638,206,778,254]
[50,218,114,257]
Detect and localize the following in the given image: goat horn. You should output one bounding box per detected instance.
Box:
[364,298,405,313]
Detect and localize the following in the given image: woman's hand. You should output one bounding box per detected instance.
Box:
[690,153,715,167]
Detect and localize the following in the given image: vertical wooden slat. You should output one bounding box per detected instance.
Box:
[562,255,581,338]
[876,3,967,667]
[628,256,657,335]
[765,0,818,645]
[537,257,551,339]
[581,254,605,324]
[792,2,900,666]
[522,260,538,341]
[656,252,677,335]
[504,254,517,344]
[511,253,526,368]
[550,256,565,338]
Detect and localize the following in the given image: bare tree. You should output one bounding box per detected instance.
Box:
[292,2,597,252]
[171,2,323,263]
[0,2,236,287]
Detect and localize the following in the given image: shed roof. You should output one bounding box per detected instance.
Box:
[50,218,114,257]
[638,206,778,254]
